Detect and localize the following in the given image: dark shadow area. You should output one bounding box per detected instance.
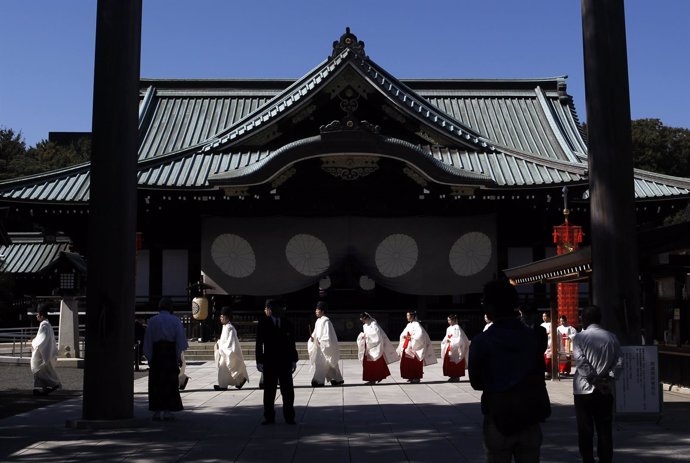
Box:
[0,398,688,462]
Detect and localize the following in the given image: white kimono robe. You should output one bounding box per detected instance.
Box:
[541,321,553,358]
[356,319,399,364]
[31,319,61,388]
[214,322,249,387]
[308,315,343,383]
[396,321,438,366]
[441,324,469,364]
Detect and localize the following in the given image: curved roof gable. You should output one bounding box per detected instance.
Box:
[200,29,496,155]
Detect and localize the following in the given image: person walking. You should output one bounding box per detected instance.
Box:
[308,301,344,387]
[541,312,554,379]
[441,314,470,382]
[255,299,298,425]
[214,306,249,390]
[573,305,622,463]
[469,279,550,462]
[356,312,398,384]
[143,297,189,421]
[396,311,437,383]
[558,315,577,376]
[30,304,61,396]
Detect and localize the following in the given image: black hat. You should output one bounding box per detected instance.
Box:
[220,306,232,317]
[36,303,50,317]
[265,298,285,311]
[316,301,328,311]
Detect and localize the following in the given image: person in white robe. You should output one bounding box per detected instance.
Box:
[357,312,398,384]
[308,301,344,386]
[557,315,578,375]
[483,313,494,331]
[30,305,61,395]
[441,314,470,382]
[178,352,190,390]
[397,311,437,383]
[214,306,249,390]
[541,312,554,379]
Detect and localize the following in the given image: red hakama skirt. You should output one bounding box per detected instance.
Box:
[559,356,572,374]
[363,355,390,382]
[443,352,465,378]
[400,351,423,380]
[544,354,553,374]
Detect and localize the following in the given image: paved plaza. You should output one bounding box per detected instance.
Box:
[1,359,689,462]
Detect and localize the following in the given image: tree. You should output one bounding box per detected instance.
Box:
[631,119,690,178]
[0,128,28,180]
[581,119,690,178]
[0,128,90,180]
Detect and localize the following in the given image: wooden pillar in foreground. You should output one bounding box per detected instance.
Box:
[83,0,142,420]
[581,0,640,344]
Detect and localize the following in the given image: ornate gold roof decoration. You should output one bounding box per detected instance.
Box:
[321,155,379,181]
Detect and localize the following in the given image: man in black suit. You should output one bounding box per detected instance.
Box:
[255,298,298,425]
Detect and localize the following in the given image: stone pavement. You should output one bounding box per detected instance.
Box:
[0,359,688,462]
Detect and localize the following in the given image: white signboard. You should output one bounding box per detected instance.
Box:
[615,346,661,415]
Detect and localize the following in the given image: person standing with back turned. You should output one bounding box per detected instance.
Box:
[256,299,298,425]
[144,297,189,421]
[573,305,622,463]
[469,279,550,463]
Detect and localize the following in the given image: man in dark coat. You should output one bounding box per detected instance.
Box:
[255,298,298,425]
[469,279,550,462]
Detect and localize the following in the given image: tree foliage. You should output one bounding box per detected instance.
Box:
[581,119,690,177]
[631,119,690,178]
[0,127,90,181]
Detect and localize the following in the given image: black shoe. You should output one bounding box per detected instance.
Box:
[364,380,376,385]
[410,378,420,384]
[179,377,189,390]
[330,380,344,386]
[311,381,325,387]
[214,385,228,391]
[235,378,247,389]
[261,419,275,425]
[33,388,46,396]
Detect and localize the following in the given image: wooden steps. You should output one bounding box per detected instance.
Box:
[184,341,362,362]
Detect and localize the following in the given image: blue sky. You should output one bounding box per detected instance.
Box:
[1,0,689,147]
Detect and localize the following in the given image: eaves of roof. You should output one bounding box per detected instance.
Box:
[207,134,494,188]
[580,168,690,200]
[0,241,71,274]
[0,164,91,204]
[504,247,592,285]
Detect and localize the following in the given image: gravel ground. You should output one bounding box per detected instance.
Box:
[0,364,148,419]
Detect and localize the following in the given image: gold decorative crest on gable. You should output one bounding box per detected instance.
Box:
[321,155,379,181]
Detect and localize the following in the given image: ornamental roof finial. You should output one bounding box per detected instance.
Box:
[330,27,366,60]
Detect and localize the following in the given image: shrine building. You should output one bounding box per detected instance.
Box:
[1,29,689,340]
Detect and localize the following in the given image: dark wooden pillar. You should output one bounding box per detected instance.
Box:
[83,0,142,420]
[581,0,640,344]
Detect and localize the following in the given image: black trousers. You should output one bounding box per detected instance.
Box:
[262,365,295,422]
[574,390,614,463]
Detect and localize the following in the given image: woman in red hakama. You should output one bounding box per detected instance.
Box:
[441,314,469,382]
[357,312,399,385]
[397,311,437,384]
